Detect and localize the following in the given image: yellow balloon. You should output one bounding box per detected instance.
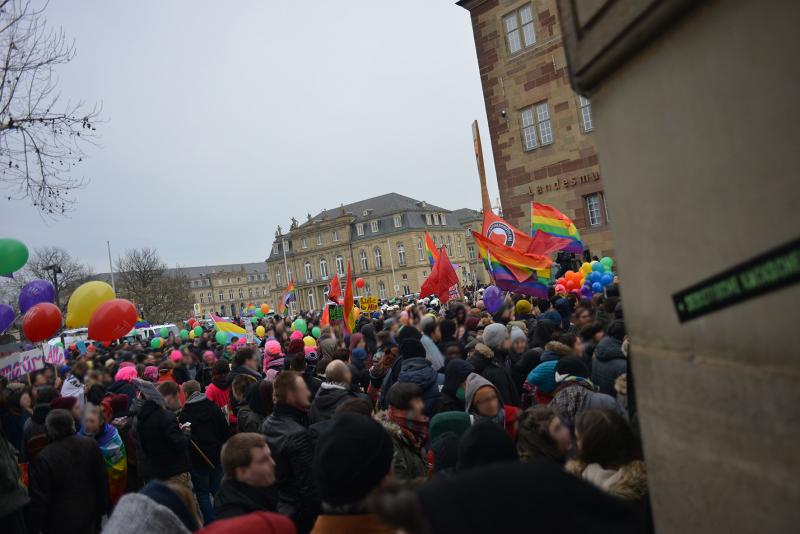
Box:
[580,262,592,274]
[189,330,196,339]
[65,281,115,328]
[303,336,316,347]
[255,325,266,337]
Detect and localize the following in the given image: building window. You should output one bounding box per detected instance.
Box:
[393,214,402,228]
[316,233,322,246]
[199,294,204,304]
[503,3,536,55]
[365,283,371,295]
[374,247,383,269]
[603,193,610,222]
[207,291,213,303]
[227,277,231,284]
[578,95,593,132]
[332,230,339,242]
[356,223,364,236]
[319,258,329,280]
[219,290,225,302]
[446,236,452,255]
[585,193,603,227]
[433,213,440,225]
[378,281,386,299]
[272,243,278,255]
[440,213,447,225]
[468,245,476,260]
[370,220,379,233]
[307,290,315,311]
[456,237,463,257]
[359,250,368,272]
[304,261,313,282]
[238,288,244,299]
[402,273,408,281]
[521,102,553,151]
[425,213,432,225]
[256,288,261,297]
[229,289,234,300]
[417,240,424,261]
[275,271,282,287]
[287,267,293,282]
[397,243,406,266]
[301,238,308,249]
[335,255,345,276]
[403,285,410,296]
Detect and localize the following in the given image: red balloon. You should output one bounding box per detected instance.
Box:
[555,284,566,294]
[22,303,62,342]
[565,280,576,290]
[556,277,566,286]
[355,277,365,289]
[88,298,138,342]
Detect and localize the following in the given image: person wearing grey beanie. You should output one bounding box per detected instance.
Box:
[467,323,521,407]
[482,323,509,351]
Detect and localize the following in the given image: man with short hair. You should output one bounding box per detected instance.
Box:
[310,360,357,424]
[260,370,319,532]
[311,413,395,533]
[227,347,262,420]
[28,409,109,534]
[214,432,277,520]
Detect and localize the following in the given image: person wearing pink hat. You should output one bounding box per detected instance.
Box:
[289,330,304,342]
[263,340,284,376]
[107,366,139,406]
[143,366,159,382]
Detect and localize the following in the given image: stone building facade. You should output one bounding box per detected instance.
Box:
[457,0,614,257]
[182,263,270,318]
[266,193,488,312]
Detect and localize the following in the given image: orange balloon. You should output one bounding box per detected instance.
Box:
[261,303,270,314]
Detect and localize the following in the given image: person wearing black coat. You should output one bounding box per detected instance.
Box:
[591,320,628,396]
[178,382,230,524]
[438,359,475,413]
[135,392,192,481]
[107,379,138,405]
[215,478,278,520]
[28,409,110,534]
[467,323,520,407]
[379,334,442,417]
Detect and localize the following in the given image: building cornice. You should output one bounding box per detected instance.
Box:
[456,0,489,11]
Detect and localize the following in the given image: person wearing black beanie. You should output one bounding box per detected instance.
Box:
[457,420,518,471]
[311,413,395,533]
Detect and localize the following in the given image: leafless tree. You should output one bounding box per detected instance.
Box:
[115,248,192,324]
[0,0,100,216]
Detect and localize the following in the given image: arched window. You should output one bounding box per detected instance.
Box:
[456,237,463,257]
[228,289,234,300]
[308,289,315,311]
[446,235,452,255]
[207,292,212,303]
[319,258,329,280]
[275,271,282,287]
[359,250,368,272]
[248,288,253,298]
[335,255,345,276]
[417,240,424,261]
[378,280,386,299]
[304,261,313,282]
[397,243,406,266]
[374,247,383,269]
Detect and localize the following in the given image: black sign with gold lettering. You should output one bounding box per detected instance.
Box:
[673,237,800,322]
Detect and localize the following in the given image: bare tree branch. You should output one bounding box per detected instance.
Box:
[0,0,100,216]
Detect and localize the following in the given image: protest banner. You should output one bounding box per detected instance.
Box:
[0,346,45,380]
[360,296,379,312]
[328,305,344,321]
[43,344,65,366]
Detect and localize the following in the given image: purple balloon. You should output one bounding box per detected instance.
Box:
[18,279,56,313]
[483,285,503,314]
[0,303,14,333]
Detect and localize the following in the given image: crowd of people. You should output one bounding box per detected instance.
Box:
[0,284,651,533]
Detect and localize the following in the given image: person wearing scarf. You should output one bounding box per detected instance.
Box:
[80,403,127,505]
[376,383,429,482]
[464,372,519,441]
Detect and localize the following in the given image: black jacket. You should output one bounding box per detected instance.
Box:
[173,363,201,385]
[348,361,370,392]
[178,394,229,469]
[261,403,319,533]
[309,384,356,423]
[214,478,277,520]
[28,435,109,534]
[226,365,261,414]
[135,399,191,480]
[107,380,138,405]
[592,336,627,396]
[468,345,521,407]
[508,348,543,393]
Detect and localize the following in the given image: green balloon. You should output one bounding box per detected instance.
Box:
[292,318,307,335]
[251,317,259,324]
[150,338,161,349]
[215,330,228,345]
[179,329,189,340]
[0,238,29,275]
[55,341,64,348]
[159,327,169,338]
[255,309,265,318]
[193,326,203,336]
[311,326,321,339]
[600,256,614,269]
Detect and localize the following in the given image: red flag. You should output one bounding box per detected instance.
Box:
[343,261,355,333]
[328,274,341,303]
[320,304,330,328]
[420,246,459,304]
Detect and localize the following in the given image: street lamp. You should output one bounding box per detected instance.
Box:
[43,264,62,308]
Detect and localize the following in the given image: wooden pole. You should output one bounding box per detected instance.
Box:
[472,120,492,215]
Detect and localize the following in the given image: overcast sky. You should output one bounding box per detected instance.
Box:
[1,1,498,273]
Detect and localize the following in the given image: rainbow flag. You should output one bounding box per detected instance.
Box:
[279,281,296,315]
[531,202,583,254]
[425,230,439,267]
[473,230,552,298]
[210,313,247,334]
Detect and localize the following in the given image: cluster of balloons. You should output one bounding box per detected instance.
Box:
[555,257,616,298]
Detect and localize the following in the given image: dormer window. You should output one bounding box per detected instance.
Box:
[370,220,379,233]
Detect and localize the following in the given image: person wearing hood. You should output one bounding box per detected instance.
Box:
[349,347,371,392]
[22,385,57,462]
[179,380,230,524]
[80,403,128,505]
[467,323,520,407]
[549,357,625,432]
[311,360,359,423]
[376,383,429,482]
[464,373,519,440]
[566,409,648,503]
[28,409,110,534]
[419,316,445,372]
[591,320,628,396]
[553,298,577,332]
[382,336,442,417]
[238,380,274,433]
[540,339,574,363]
[103,480,201,534]
[437,359,474,413]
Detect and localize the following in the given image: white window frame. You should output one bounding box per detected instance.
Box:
[316,233,322,246]
[275,271,282,287]
[456,237,463,257]
[468,245,476,260]
[304,261,313,282]
[578,95,593,132]
[585,194,603,227]
[228,289,234,300]
[332,230,339,242]
[272,243,278,255]
[378,281,386,299]
[207,291,213,303]
[370,220,379,233]
[397,243,406,266]
[433,213,440,225]
[219,290,225,302]
[199,293,204,304]
[603,192,610,223]
[521,101,553,151]
[238,288,244,299]
[335,255,345,276]
[319,258,329,280]
[417,240,424,261]
[307,290,315,311]
[503,3,536,55]
[425,213,432,225]
[359,250,368,272]
[393,214,402,228]
[446,235,452,255]
[374,247,383,269]
[440,213,447,225]
[301,238,308,249]
[356,223,364,236]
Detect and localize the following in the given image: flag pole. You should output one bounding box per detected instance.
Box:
[472,120,492,215]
